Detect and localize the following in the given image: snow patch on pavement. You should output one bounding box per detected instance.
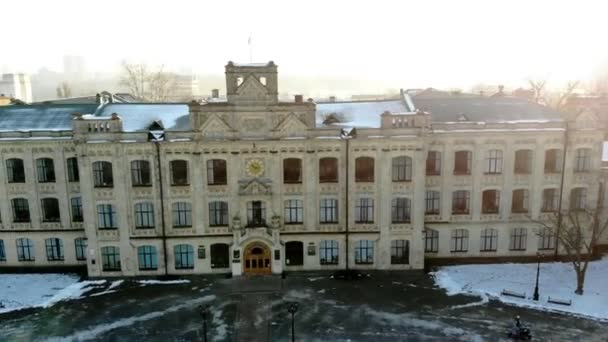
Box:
[0,274,106,314]
[137,279,190,286]
[432,257,608,320]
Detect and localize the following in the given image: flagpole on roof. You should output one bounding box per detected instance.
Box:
[248,34,252,63]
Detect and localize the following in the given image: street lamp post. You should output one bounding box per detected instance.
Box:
[287,301,299,342]
[199,305,210,342]
[533,253,542,301]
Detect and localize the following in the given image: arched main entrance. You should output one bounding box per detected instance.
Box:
[243,242,272,275]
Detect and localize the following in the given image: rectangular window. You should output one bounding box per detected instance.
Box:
[355,157,374,182]
[319,240,339,265]
[138,246,158,270]
[484,150,503,174]
[36,158,56,183]
[392,157,412,182]
[452,190,470,215]
[170,160,189,186]
[210,244,230,268]
[355,240,374,264]
[509,228,527,251]
[425,229,439,253]
[131,160,151,186]
[514,150,532,174]
[93,161,113,187]
[574,148,591,172]
[391,198,411,223]
[542,188,559,212]
[319,157,338,183]
[172,202,192,227]
[16,238,35,261]
[97,204,117,229]
[75,238,87,261]
[12,198,30,223]
[454,151,471,175]
[450,229,469,252]
[425,191,440,215]
[41,198,61,222]
[482,190,500,214]
[174,245,194,269]
[426,151,441,175]
[511,189,529,213]
[283,158,302,184]
[207,159,227,185]
[71,197,83,222]
[67,157,80,182]
[284,199,303,224]
[355,198,374,223]
[135,202,155,229]
[480,228,498,252]
[209,201,229,226]
[320,199,338,224]
[247,201,266,227]
[570,188,587,210]
[45,238,64,261]
[6,158,25,183]
[544,149,562,173]
[101,246,121,271]
[390,240,409,264]
[0,240,6,261]
[538,228,556,250]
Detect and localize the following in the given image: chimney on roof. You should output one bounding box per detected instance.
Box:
[294,94,303,103]
[211,89,219,99]
[111,112,119,120]
[329,96,336,103]
[307,98,314,103]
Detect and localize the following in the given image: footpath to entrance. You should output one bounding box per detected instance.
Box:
[232,275,283,342]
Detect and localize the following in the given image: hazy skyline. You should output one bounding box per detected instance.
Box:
[3,0,608,92]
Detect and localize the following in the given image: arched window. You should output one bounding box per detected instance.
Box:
[174,244,194,269]
[11,198,30,222]
[319,157,338,183]
[66,157,79,182]
[283,158,302,184]
[131,160,151,186]
[36,158,56,183]
[101,246,121,271]
[170,160,188,186]
[41,198,60,222]
[6,158,25,183]
[355,157,374,182]
[285,241,304,266]
[207,159,227,185]
[210,243,230,268]
[45,238,64,261]
[92,161,113,187]
[391,198,411,223]
[137,245,158,270]
[392,156,412,182]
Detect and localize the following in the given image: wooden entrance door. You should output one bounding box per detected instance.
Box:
[244,243,271,275]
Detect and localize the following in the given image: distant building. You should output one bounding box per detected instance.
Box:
[170,74,200,102]
[0,74,33,103]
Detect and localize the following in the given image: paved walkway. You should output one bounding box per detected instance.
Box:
[232,275,282,342]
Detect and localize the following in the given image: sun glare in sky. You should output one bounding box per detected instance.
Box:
[2,0,607,90]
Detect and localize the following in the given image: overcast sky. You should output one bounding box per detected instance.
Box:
[2,0,608,90]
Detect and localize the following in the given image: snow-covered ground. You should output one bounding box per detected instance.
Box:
[0,274,106,314]
[433,257,608,321]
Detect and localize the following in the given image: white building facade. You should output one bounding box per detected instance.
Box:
[0,62,605,277]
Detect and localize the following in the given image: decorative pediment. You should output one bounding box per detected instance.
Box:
[199,113,233,137]
[274,112,309,136]
[236,75,268,98]
[238,178,272,196]
[574,109,599,129]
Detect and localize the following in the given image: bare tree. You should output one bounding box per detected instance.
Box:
[56,81,72,98]
[549,80,580,112]
[534,184,608,295]
[528,79,547,104]
[119,62,175,102]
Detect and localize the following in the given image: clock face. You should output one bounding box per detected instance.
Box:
[245,159,265,177]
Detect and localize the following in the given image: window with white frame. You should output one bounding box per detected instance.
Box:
[209,201,229,226]
[570,188,587,211]
[391,198,411,223]
[425,191,440,215]
[75,238,87,261]
[484,150,503,174]
[131,160,151,186]
[480,228,498,252]
[514,150,532,174]
[452,190,470,215]
[134,202,155,229]
[544,149,563,173]
[6,158,25,183]
[320,199,338,224]
[16,238,34,261]
[172,202,192,227]
[426,151,441,175]
[542,188,559,212]
[45,238,64,261]
[137,245,158,270]
[170,160,189,186]
[390,240,409,264]
[283,158,302,184]
[247,201,266,227]
[450,229,469,252]
[355,157,374,182]
[66,157,79,182]
[319,157,338,183]
[71,197,83,222]
[97,204,117,229]
[0,239,5,261]
[41,198,60,222]
[12,198,30,222]
[355,240,374,264]
[101,246,121,271]
[36,158,56,183]
[482,189,500,214]
[355,198,374,223]
[92,161,113,187]
[207,159,227,185]
[174,244,194,269]
[454,151,472,175]
[509,228,527,251]
[511,189,529,213]
[284,199,303,224]
[538,227,556,250]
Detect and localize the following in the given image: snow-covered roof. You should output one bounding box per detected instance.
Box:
[316,100,409,128]
[95,103,190,132]
[0,104,99,132]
